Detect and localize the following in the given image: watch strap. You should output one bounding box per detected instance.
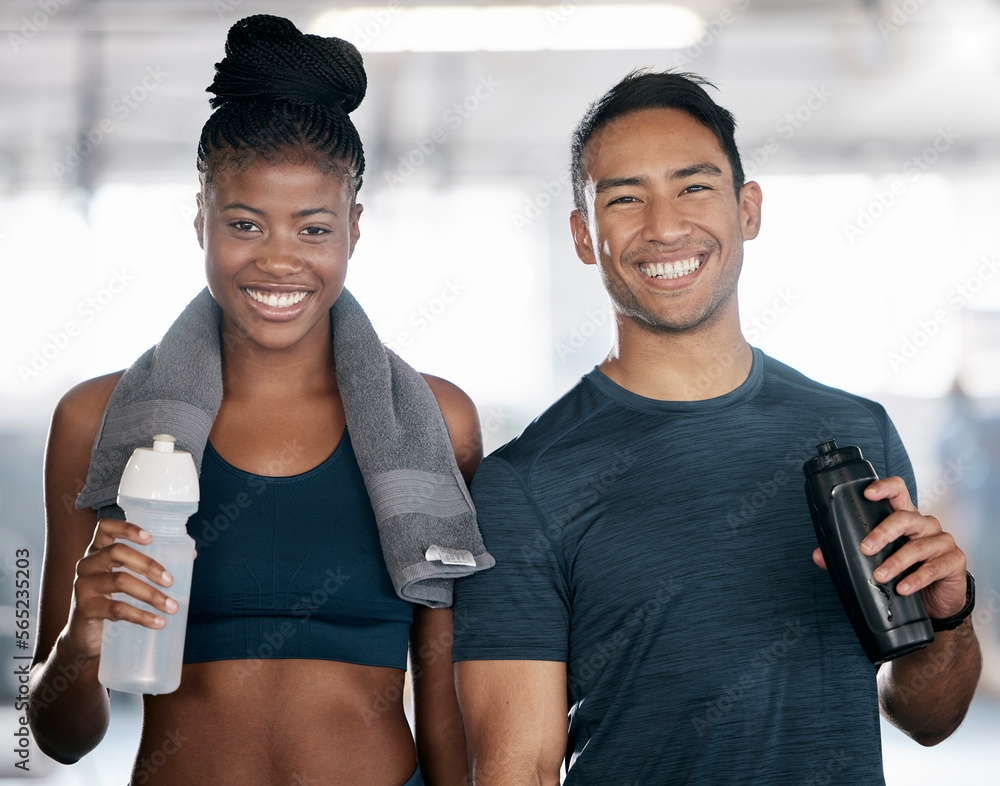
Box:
[931,571,976,632]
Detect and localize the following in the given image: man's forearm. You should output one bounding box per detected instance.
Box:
[468,747,561,786]
[878,617,982,746]
[456,660,568,785]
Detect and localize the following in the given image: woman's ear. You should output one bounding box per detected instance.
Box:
[348,202,363,258]
[194,193,205,249]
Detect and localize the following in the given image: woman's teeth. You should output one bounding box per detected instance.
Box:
[642,256,702,279]
[245,289,308,308]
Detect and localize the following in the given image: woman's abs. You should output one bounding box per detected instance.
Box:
[133,659,416,786]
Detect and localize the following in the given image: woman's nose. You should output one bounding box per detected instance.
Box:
[255,235,304,276]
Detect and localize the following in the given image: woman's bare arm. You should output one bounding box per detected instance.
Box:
[29,372,182,762]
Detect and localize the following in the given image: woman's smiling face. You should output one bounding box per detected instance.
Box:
[196,156,362,354]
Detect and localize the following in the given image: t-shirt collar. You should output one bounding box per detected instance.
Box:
[584,346,766,414]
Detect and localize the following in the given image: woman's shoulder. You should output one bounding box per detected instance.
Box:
[51,370,125,444]
[420,373,482,482]
[45,372,125,523]
[421,373,476,417]
[55,370,124,417]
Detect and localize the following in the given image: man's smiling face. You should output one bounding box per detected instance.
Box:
[571,107,761,337]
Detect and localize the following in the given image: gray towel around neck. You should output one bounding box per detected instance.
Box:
[77,287,493,607]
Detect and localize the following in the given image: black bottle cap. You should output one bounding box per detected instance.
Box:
[802,439,864,477]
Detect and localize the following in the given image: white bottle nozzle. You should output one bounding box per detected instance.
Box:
[152,434,177,453]
[118,434,199,504]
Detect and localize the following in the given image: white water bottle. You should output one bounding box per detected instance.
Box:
[98,434,199,694]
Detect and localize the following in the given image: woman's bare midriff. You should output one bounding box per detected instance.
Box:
[134,658,416,785]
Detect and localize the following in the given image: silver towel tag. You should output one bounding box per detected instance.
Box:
[425,545,477,567]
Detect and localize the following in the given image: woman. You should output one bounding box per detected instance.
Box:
[28,15,487,786]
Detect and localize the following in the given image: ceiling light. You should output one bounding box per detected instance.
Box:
[309,5,706,52]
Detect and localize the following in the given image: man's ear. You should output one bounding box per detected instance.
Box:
[570,209,597,266]
[738,180,763,242]
[194,192,205,249]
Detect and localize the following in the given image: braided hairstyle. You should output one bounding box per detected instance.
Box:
[197,15,366,195]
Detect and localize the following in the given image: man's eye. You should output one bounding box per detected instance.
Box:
[608,195,639,205]
[683,184,710,194]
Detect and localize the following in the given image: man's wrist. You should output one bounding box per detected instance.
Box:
[931,571,976,632]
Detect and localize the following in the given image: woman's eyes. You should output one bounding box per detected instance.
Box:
[227,221,329,237]
[229,219,260,234]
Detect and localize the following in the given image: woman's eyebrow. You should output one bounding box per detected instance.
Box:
[220,203,338,218]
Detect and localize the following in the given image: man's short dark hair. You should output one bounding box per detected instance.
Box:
[570,70,745,213]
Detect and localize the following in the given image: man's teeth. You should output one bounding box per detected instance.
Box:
[642,256,702,280]
[245,289,308,308]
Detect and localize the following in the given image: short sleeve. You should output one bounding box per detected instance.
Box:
[452,456,569,662]
[882,410,918,508]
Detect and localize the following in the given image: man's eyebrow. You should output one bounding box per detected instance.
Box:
[671,163,724,179]
[594,176,647,194]
[594,164,726,194]
[220,203,338,218]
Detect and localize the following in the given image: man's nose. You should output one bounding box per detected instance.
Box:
[642,197,693,245]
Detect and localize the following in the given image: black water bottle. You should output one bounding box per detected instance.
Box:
[803,440,934,664]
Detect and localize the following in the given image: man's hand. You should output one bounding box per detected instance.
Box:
[811,476,968,619]
[810,476,982,745]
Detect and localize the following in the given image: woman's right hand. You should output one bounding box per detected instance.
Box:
[65,518,177,661]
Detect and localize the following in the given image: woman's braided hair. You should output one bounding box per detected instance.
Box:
[197,15,366,194]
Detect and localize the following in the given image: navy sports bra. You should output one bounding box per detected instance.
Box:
[182,429,414,669]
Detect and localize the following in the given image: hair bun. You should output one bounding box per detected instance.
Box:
[207,14,366,114]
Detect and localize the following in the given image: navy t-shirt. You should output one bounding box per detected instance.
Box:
[453,349,915,785]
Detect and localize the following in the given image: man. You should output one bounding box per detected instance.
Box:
[451,71,982,784]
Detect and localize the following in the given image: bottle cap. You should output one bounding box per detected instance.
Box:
[802,439,864,478]
[152,434,177,453]
[117,434,200,503]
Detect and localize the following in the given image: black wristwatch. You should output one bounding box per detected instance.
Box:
[931,571,976,632]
